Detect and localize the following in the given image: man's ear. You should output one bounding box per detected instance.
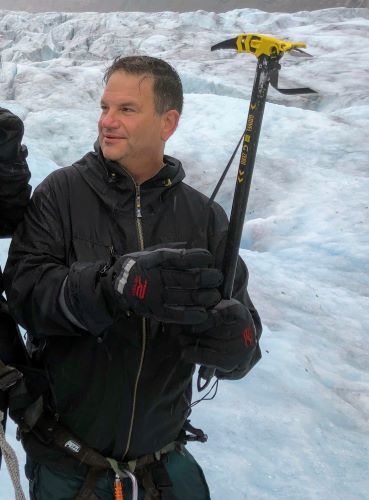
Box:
[160,110,180,142]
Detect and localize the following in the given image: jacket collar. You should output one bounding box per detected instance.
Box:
[93,140,185,189]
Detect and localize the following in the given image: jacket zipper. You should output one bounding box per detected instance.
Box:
[122,182,147,460]
[135,185,144,249]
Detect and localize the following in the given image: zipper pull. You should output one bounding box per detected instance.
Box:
[114,473,124,500]
[135,185,142,218]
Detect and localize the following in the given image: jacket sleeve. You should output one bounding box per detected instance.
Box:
[208,202,262,380]
[0,147,31,238]
[3,177,83,339]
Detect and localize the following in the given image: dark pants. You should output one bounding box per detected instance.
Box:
[26,447,211,500]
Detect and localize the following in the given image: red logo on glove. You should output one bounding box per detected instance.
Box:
[132,275,148,300]
[243,327,254,347]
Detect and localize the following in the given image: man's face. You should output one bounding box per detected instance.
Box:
[98,70,172,173]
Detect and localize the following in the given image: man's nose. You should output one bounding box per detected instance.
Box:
[100,110,119,128]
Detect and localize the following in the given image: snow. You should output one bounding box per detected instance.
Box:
[0,6,368,500]
[1,0,369,13]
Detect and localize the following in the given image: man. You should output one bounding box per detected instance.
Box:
[0,107,31,463]
[4,56,262,500]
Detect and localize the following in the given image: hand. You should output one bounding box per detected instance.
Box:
[112,248,222,325]
[63,248,222,335]
[0,108,24,161]
[181,298,259,374]
[109,247,223,324]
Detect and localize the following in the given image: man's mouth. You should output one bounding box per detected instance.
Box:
[102,133,126,143]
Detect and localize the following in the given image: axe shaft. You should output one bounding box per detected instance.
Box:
[222,54,272,297]
[197,55,273,391]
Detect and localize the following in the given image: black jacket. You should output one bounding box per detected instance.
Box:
[0,151,31,293]
[4,146,261,464]
[0,147,31,421]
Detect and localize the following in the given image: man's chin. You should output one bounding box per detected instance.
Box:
[101,146,121,162]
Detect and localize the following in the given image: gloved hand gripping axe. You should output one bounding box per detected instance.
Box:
[197,34,317,391]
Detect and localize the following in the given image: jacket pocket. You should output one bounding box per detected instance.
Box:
[71,237,112,262]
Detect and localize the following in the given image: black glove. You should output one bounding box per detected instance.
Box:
[181,298,260,376]
[64,248,223,334]
[0,108,24,161]
[109,247,223,324]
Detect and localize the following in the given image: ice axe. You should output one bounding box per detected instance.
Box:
[197,33,317,391]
